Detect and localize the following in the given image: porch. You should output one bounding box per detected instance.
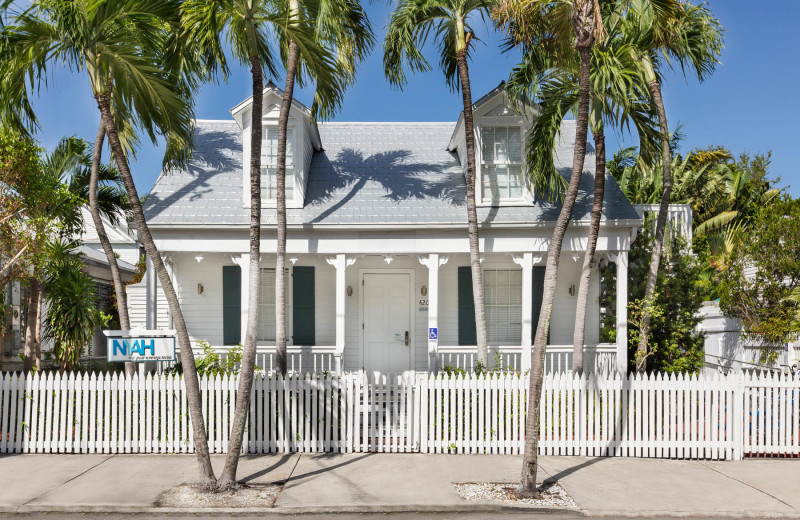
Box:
[128,246,630,375]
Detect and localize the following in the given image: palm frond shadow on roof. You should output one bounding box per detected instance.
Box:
[306,147,466,223]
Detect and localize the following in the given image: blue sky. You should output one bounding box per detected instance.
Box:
[27,0,799,197]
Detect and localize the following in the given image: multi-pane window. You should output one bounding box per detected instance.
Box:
[481,126,523,202]
[261,127,294,202]
[257,268,288,341]
[483,269,522,344]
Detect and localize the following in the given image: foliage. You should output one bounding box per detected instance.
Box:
[599,260,617,343]
[627,217,706,373]
[164,341,251,377]
[718,198,800,361]
[43,241,111,372]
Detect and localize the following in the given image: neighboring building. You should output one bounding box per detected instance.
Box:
[131,82,643,374]
[0,208,139,368]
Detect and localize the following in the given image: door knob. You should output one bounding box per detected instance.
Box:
[404,331,409,346]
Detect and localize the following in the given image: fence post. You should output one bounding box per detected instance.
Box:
[732,371,744,461]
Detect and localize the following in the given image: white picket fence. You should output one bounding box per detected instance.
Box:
[1,371,798,459]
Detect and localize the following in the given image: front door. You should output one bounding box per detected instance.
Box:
[363,273,412,373]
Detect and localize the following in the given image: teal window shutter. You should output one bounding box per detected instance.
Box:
[458,266,476,345]
[292,266,315,345]
[532,266,547,342]
[222,265,241,345]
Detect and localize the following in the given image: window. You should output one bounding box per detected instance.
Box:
[261,127,294,202]
[483,269,522,344]
[257,268,289,341]
[481,126,523,202]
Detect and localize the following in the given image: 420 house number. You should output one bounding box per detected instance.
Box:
[418,299,429,306]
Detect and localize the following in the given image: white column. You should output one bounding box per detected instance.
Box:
[326,254,351,374]
[233,254,249,346]
[513,253,533,373]
[420,255,447,373]
[615,251,628,374]
[145,253,157,330]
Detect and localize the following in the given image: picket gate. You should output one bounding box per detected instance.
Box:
[0,370,798,459]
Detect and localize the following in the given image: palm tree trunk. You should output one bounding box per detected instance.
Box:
[455,43,488,367]
[518,43,593,498]
[33,286,42,371]
[95,93,217,486]
[22,278,41,373]
[571,123,606,374]
[276,41,299,376]
[89,121,135,377]
[636,78,670,372]
[219,54,265,487]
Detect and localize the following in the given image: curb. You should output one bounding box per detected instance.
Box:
[12,503,583,515]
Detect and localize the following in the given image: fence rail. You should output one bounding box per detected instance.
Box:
[1,371,798,459]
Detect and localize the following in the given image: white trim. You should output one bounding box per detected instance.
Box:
[358,268,417,373]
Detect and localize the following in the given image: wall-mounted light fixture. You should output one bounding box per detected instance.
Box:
[346,285,353,296]
[568,284,576,297]
[421,285,428,296]
[194,255,204,263]
[197,283,204,295]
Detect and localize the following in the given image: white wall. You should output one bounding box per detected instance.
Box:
[147,251,605,368]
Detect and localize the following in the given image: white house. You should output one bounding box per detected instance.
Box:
[132,83,642,374]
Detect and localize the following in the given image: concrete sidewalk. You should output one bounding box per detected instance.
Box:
[0,452,798,517]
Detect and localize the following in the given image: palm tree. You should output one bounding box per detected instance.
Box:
[622,0,723,371]
[0,0,217,485]
[384,0,494,366]
[495,0,604,497]
[180,0,348,486]
[505,9,660,373]
[272,0,371,377]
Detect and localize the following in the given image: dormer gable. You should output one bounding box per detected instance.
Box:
[448,82,539,207]
[230,82,322,209]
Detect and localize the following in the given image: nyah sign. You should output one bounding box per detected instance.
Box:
[105,331,176,362]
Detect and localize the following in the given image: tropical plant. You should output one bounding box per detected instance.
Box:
[718,198,800,361]
[505,3,660,373]
[181,0,362,487]
[384,0,495,367]
[0,0,216,484]
[163,341,249,377]
[43,240,111,373]
[622,0,724,371]
[494,0,604,499]
[627,219,705,373]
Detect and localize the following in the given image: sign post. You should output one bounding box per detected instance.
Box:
[105,329,176,363]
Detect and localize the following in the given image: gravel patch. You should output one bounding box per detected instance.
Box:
[454,481,578,508]
[157,483,281,508]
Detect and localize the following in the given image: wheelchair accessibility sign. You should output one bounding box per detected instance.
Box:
[428,328,438,341]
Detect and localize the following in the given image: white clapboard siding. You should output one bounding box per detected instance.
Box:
[1,371,798,458]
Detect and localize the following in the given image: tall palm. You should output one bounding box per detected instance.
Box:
[506,11,660,374]
[180,0,346,486]
[495,0,603,497]
[384,0,494,366]
[49,134,136,377]
[0,0,217,484]
[622,0,723,371]
[273,0,371,377]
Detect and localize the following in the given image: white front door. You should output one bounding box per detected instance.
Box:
[363,273,412,373]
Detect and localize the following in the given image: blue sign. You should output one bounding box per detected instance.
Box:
[428,328,438,341]
[105,330,176,362]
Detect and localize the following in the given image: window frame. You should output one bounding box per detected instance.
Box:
[260,126,295,204]
[477,124,529,206]
[482,267,523,345]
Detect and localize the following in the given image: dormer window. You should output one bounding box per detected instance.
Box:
[480,126,523,203]
[261,127,294,202]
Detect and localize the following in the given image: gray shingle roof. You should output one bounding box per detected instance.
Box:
[143,119,640,226]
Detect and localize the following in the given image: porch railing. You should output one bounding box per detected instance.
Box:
[437,344,618,374]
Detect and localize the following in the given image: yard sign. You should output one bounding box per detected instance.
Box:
[105,329,176,362]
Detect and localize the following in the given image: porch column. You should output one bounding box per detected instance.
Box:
[615,251,628,374]
[232,254,249,346]
[326,254,349,374]
[145,253,157,329]
[420,255,448,373]
[513,253,533,373]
